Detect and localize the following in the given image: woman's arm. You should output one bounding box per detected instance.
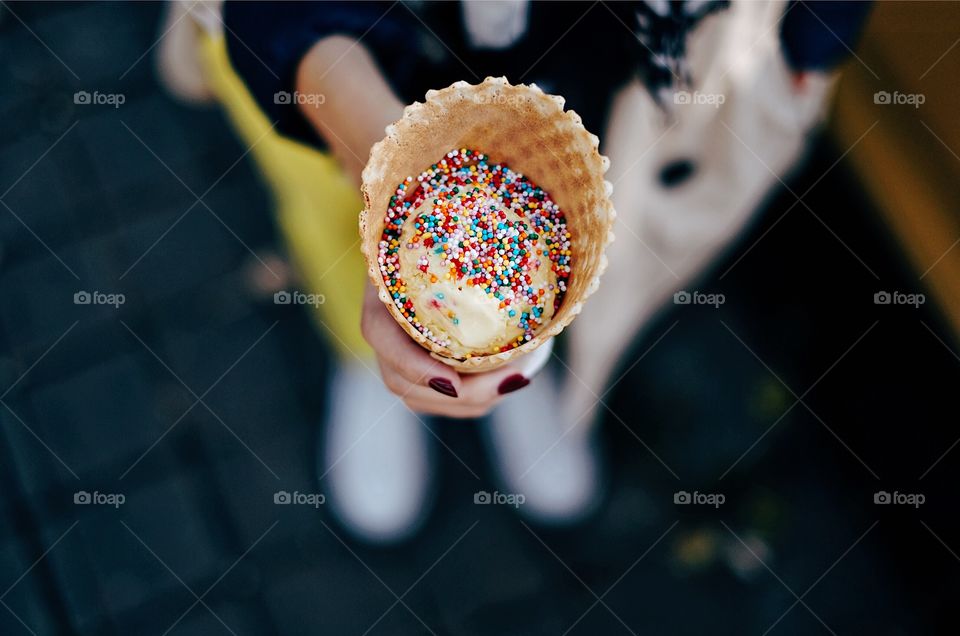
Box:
[294,35,404,185]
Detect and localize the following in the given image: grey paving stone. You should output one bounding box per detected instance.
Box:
[60,512,186,623]
[113,96,208,190]
[264,567,399,635]
[0,539,61,635]
[1,401,80,497]
[207,456,301,555]
[75,106,195,202]
[118,470,229,586]
[32,2,156,85]
[164,601,271,636]
[115,209,243,303]
[31,519,104,634]
[0,234,129,348]
[199,178,274,250]
[0,133,77,250]
[28,354,167,478]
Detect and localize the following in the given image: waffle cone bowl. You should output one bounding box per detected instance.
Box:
[360,77,615,373]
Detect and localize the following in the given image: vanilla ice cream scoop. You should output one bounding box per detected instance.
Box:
[378,150,570,359]
[361,78,615,373]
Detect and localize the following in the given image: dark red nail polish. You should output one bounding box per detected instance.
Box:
[429,377,458,397]
[498,374,530,395]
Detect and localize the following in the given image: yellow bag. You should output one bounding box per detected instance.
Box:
[198,34,370,357]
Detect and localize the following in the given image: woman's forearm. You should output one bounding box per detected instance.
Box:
[295,35,405,185]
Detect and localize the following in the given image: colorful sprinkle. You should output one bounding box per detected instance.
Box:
[378,149,572,353]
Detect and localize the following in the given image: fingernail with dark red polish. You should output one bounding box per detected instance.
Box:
[429,378,458,397]
[498,374,530,395]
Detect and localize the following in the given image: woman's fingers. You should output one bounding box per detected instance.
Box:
[399,384,503,419]
[452,338,552,406]
[399,364,526,418]
[361,283,542,417]
[402,399,488,419]
[375,361,519,419]
[458,364,530,404]
[361,285,462,396]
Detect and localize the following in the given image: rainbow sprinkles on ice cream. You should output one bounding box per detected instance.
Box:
[378,149,572,359]
[359,77,616,373]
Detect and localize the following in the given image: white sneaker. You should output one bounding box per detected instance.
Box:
[483,367,603,525]
[321,360,432,544]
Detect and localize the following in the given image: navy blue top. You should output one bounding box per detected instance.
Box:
[223,1,871,149]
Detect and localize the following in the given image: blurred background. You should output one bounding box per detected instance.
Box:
[1,1,959,635]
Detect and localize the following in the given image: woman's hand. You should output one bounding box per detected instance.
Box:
[361,284,543,418]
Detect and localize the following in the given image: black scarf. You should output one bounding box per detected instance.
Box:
[632,0,730,95]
